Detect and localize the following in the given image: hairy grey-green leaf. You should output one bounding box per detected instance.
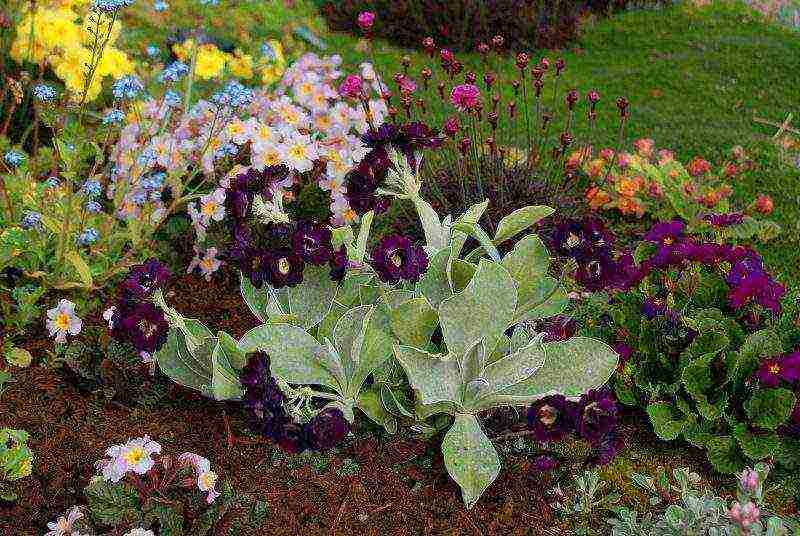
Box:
[345,306,394,397]
[217,331,246,370]
[488,337,618,403]
[393,345,460,406]
[208,335,245,400]
[480,337,546,395]
[511,276,568,325]
[357,388,398,434]
[418,247,454,308]
[501,234,549,280]
[439,259,517,358]
[155,329,213,393]
[238,324,340,391]
[453,222,501,262]
[288,264,337,329]
[494,206,554,244]
[240,272,279,322]
[450,259,477,293]
[333,305,370,380]
[414,196,446,250]
[441,413,501,509]
[388,297,438,348]
[460,340,487,386]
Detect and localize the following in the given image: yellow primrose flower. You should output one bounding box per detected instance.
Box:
[228,49,254,79]
[193,43,227,80]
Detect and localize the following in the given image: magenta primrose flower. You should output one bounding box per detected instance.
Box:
[450,84,480,112]
[357,11,375,30]
[338,74,364,99]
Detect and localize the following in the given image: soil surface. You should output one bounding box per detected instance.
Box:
[0,270,754,536]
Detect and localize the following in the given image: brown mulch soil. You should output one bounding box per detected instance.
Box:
[0,269,753,536]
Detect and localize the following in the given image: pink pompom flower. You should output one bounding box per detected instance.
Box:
[450,84,480,112]
[338,75,364,99]
[357,11,375,31]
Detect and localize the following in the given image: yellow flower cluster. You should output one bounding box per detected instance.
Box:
[10,0,135,101]
[172,39,286,84]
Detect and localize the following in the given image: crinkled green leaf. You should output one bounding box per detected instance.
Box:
[439,259,517,358]
[647,402,690,441]
[745,388,795,430]
[707,436,745,474]
[441,414,500,509]
[733,423,779,461]
[85,480,140,524]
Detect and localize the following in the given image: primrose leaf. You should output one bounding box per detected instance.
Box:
[240,272,284,322]
[208,337,244,401]
[418,247,454,308]
[494,206,554,244]
[387,297,438,348]
[501,235,550,280]
[393,345,460,406]
[439,259,517,359]
[490,337,618,403]
[357,388,398,434]
[154,329,214,393]
[238,324,341,392]
[647,402,690,441]
[414,196,446,251]
[441,414,501,509]
[745,388,795,430]
[334,305,394,397]
[288,264,337,329]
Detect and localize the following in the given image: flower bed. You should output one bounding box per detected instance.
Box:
[2,1,800,533]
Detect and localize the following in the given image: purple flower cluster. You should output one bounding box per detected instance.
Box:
[241,354,350,453]
[369,234,429,284]
[109,259,171,355]
[562,216,786,315]
[224,167,348,288]
[527,389,621,466]
[549,217,632,292]
[635,219,785,314]
[346,122,441,216]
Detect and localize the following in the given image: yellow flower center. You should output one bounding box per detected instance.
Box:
[277,257,291,275]
[201,201,218,216]
[769,364,781,375]
[123,447,146,466]
[56,312,71,330]
[288,145,307,159]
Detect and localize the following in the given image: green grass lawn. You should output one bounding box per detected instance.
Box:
[304,0,800,285]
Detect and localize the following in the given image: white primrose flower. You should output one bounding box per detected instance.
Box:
[198,188,226,224]
[103,306,116,329]
[46,299,82,344]
[97,435,162,483]
[280,132,318,173]
[46,506,84,536]
[178,452,220,504]
[188,247,223,281]
[124,528,156,536]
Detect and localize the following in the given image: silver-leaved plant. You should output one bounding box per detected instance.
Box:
[151,148,619,509]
